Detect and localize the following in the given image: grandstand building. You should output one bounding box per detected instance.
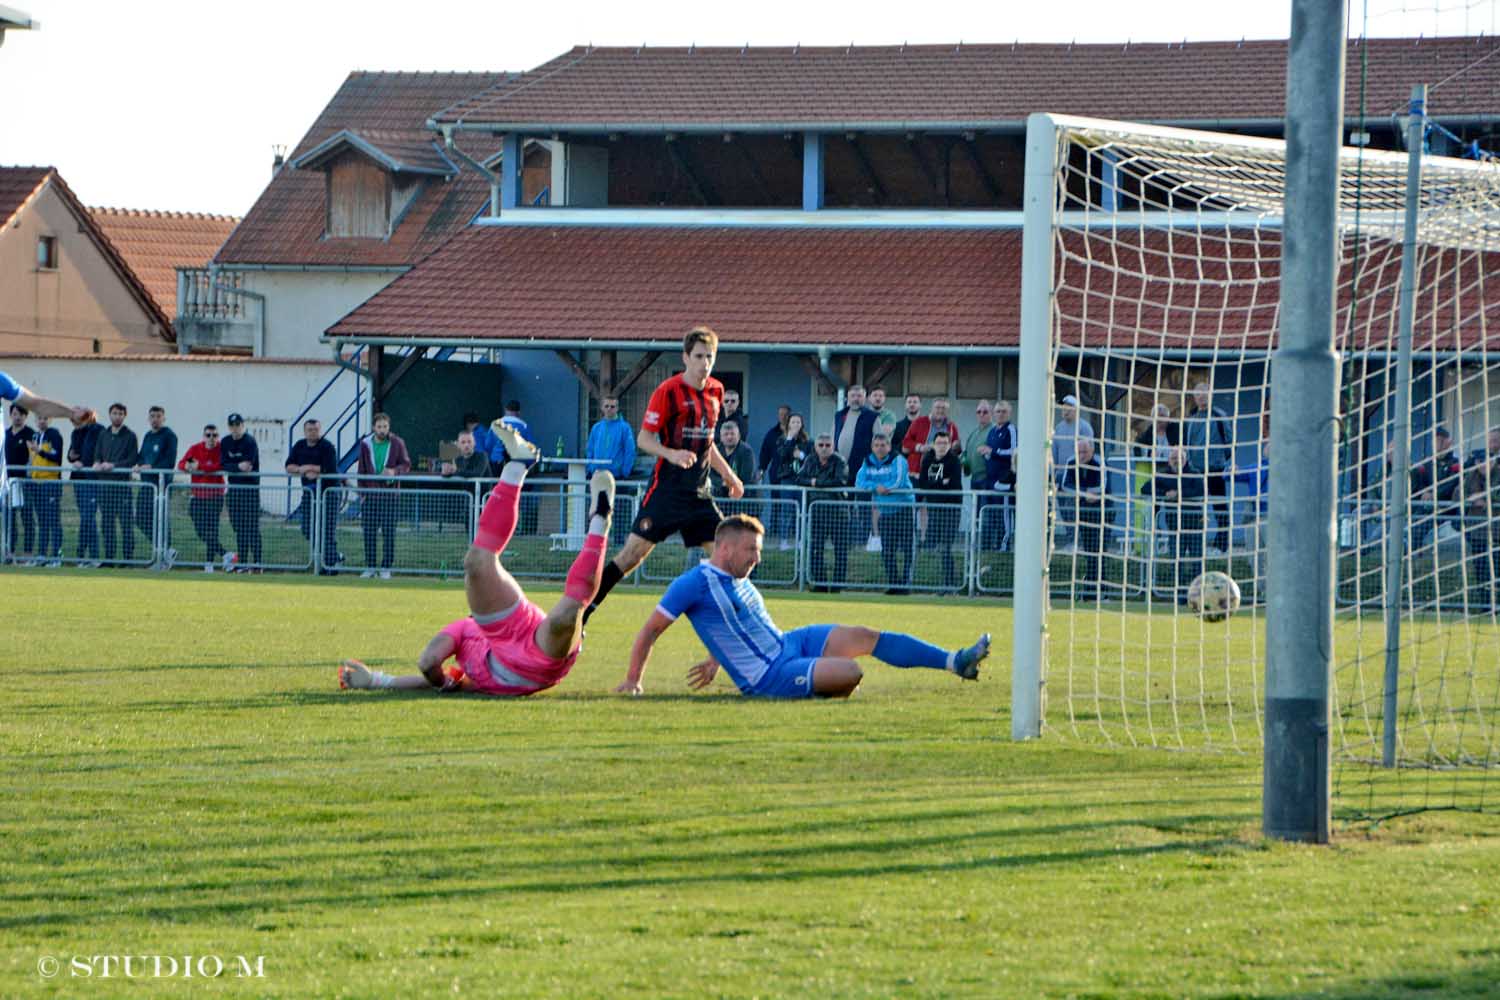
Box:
[182,37,1499,471]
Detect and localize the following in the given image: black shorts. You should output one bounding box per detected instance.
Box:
[633,487,723,546]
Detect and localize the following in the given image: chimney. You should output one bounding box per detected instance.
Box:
[272,144,287,177]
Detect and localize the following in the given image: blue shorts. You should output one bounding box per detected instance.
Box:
[0,370,20,402]
[746,624,835,699]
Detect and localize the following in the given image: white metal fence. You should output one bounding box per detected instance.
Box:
[2,468,1027,593]
[16,465,1488,604]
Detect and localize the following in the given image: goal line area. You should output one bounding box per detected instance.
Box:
[1012,114,1500,819]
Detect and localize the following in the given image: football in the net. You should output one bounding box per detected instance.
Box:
[1187,571,1241,622]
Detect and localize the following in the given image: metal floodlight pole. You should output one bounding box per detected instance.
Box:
[1011,112,1059,741]
[1263,0,1345,844]
[1382,84,1427,768]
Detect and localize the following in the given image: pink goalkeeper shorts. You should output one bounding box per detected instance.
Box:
[449,601,578,696]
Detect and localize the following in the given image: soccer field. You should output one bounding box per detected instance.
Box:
[3,571,1497,999]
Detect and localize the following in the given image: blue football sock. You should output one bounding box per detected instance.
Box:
[873,631,953,671]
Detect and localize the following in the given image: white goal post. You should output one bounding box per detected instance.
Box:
[1011,110,1500,819]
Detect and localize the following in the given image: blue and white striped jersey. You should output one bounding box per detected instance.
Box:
[657,560,785,691]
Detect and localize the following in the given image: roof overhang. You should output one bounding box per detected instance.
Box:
[292,129,457,177]
[431,113,1490,137]
[325,333,1007,355]
[0,4,39,32]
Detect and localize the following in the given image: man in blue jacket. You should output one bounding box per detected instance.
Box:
[585,396,636,480]
[856,433,915,594]
[1182,382,1233,555]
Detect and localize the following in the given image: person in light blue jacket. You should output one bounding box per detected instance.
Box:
[585,396,637,480]
[856,434,916,593]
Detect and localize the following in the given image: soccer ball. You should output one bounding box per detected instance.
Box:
[1187,571,1241,622]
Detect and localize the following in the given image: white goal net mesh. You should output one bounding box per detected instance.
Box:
[1026,116,1500,817]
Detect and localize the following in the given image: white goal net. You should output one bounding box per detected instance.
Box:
[1013,113,1500,818]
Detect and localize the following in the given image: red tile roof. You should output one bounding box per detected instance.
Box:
[1054,228,1498,353]
[0,166,51,228]
[329,223,1497,354]
[327,225,1023,348]
[436,37,1500,130]
[290,128,457,176]
[90,208,239,319]
[215,71,513,267]
[1,166,174,344]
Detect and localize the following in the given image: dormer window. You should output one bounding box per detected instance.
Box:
[327,152,390,238]
[291,129,457,241]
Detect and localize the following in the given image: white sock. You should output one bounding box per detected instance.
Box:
[500,461,528,486]
[371,669,396,688]
[945,651,956,671]
[589,514,608,536]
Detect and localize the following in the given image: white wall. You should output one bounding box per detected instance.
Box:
[239,269,399,359]
[0,355,355,474]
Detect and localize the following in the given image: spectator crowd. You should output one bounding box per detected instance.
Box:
[6,383,1496,607]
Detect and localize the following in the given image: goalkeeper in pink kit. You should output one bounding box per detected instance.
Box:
[338,422,612,696]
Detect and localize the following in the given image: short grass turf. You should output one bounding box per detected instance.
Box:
[2,571,1497,1000]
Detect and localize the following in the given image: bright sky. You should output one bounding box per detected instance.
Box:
[0,0,1492,216]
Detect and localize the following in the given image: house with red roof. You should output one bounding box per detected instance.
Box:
[195,37,1499,465]
[0,167,176,355]
[0,167,239,356]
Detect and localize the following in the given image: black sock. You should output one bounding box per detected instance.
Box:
[583,561,626,624]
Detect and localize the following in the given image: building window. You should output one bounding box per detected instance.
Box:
[859,355,904,396]
[37,235,57,270]
[909,356,949,397]
[957,357,1000,400]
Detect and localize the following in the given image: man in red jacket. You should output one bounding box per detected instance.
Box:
[177,425,227,571]
[356,412,411,579]
[901,398,962,475]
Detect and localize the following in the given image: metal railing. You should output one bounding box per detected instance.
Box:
[6,465,1493,606]
[176,267,249,321]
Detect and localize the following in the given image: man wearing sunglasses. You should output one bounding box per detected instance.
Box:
[177,426,227,571]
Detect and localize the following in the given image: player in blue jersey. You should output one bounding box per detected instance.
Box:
[0,370,92,424]
[615,513,990,698]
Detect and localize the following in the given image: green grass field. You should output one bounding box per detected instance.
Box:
[3,570,1497,999]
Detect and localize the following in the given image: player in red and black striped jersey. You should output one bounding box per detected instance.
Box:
[582,326,746,624]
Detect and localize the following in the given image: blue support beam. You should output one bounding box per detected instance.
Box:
[802,132,824,211]
[500,133,522,211]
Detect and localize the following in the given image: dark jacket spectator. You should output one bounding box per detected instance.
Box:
[833,401,877,486]
[445,450,491,479]
[1140,453,1207,505]
[759,406,791,475]
[985,418,1018,489]
[221,421,260,484]
[93,421,139,476]
[3,416,33,476]
[716,389,750,445]
[68,420,102,480]
[1060,448,1104,499]
[287,433,339,491]
[795,442,850,496]
[1412,435,1464,509]
[767,415,810,486]
[918,446,964,503]
[1135,406,1179,470]
[711,422,758,496]
[137,423,178,488]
